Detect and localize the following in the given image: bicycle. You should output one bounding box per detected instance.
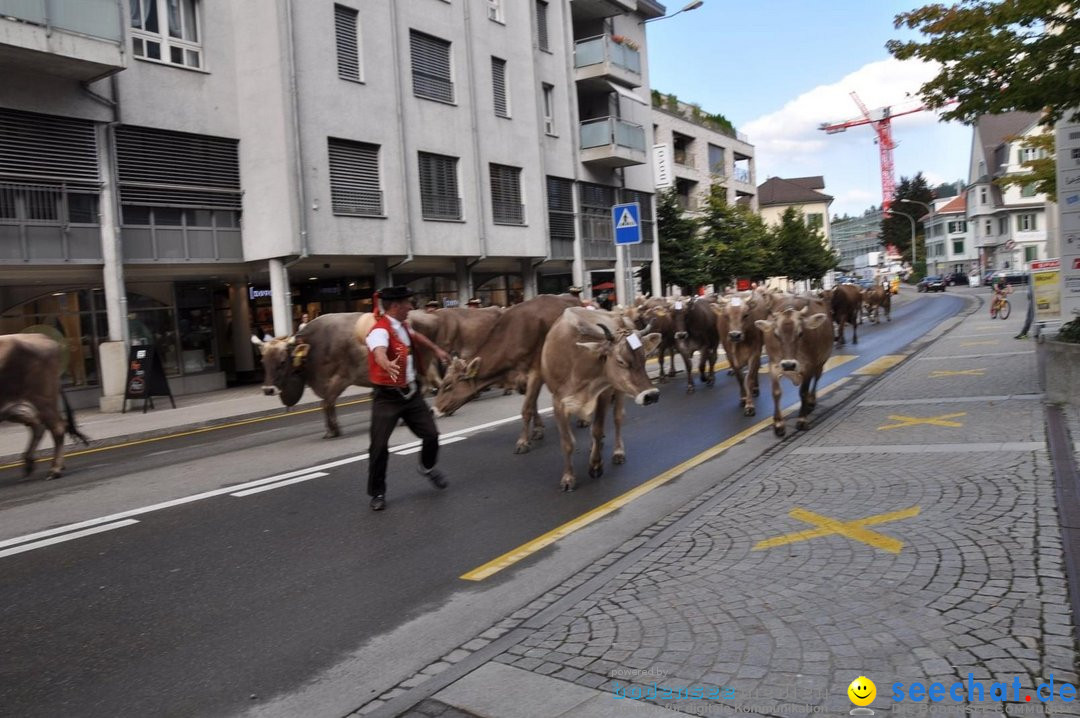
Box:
[990,294,1011,319]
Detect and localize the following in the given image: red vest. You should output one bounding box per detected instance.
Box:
[368,315,414,388]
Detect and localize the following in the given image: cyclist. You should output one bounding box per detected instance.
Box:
[992,278,1011,316]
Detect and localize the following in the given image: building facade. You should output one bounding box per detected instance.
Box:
[830,209,885,271]
[757,176,833,243]
[920,195,976,277]
[0,0,664,407]
[650,97,755,212]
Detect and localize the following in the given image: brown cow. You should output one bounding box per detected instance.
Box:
[257,312,377,438]
[408,306,504,389]
[829,283,862,345]
[863,284,892,324]
[0,334,89,479]
[672,296,720,393]
[755,301,834,437]
[714,292,769,416]
[637,298,691,384]
[542,308,661,491]
[434,294,578,452]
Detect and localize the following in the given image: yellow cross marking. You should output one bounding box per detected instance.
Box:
[960,340,998,347]
[853,354,907,376]
[877,412,966,431]
[754,506,920,554]
[929,368,985,378]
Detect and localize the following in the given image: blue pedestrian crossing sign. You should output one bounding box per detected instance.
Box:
[612,202,642,245]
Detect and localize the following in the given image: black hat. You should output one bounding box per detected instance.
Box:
[378,286,415,301]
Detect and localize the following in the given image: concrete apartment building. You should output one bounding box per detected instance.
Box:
[0,0,664,408]
[920,195,976,277]
[830,210,885,271]
[966,111,1055,273]
[650,96,756,212]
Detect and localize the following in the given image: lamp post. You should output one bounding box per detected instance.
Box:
[887,208,917,275]
[900,198,933,274]
[641,0,704,23]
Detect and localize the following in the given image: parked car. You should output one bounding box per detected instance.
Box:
[986,270,1029,286]
[917,276,947,292]
[944,272,968,286]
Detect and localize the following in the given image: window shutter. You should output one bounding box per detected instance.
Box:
[328,138,382,216]
[0,108,99,184]
[492,57,508,117]
[546,176,574,241]
[115,125,241,208]
[418,152,460,219]
[535,1,549,51]
[490,164,523,224]
[335,5,360,82]
[410,31,454,103]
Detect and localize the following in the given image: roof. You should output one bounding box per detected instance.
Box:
[757,176,833,206]
[976,111,1041,176]
[936,195,966,214]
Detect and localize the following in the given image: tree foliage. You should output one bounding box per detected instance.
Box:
[997,131,1056,196]
[655,188,708,293]
[881,173,935,264]
[887,1,1080,127]
[769,208,839,284]
[698,185,771,285]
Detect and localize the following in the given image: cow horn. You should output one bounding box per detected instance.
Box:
[599,323,615,342]
[642,320,654,334]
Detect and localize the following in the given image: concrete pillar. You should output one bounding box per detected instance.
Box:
[571,183,586,297]
[614,246,627,309]
[231,284,255,373]
[456,257,471,304]
[97,341,129,413]
[269,258,292,336]
[99,124,127,343]
[650,195,662,298]
[374,257,389,290]
[520,258,537,299]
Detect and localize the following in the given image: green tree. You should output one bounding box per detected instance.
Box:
[887,1,1080,128]
[997,131,1056,196]
[698,185,771,286]
[770,208,839,285]
[655,188,707,293]
[880,173,934,265]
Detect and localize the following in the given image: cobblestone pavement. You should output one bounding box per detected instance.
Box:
[360,291,1078,718]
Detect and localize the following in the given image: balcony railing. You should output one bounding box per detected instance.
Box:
[574,34,641,76]
[0,0,123,42]
[732,167,751,184]
[493,200,524,225]
[420,195,462,221]
[580,117,646,153]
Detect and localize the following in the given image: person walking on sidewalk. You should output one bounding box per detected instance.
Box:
[366,286,451,512]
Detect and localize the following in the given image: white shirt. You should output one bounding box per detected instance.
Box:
[366,315,415,384]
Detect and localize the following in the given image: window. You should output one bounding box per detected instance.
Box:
[707,144,726,175]
[952,239,964,255]
[1025,245,1038,262]
[1021,182,1037,198]
[410,30,454,103]
[418,152,461,220]
[490,164,524,225]
[806,213,823,230]
[487,0,503,23]
[979,186,987,204]
[131,0,202,69]
[984,219,992,236]
[947,220,967,234]
[999,217,1007,235]
[535,1,549,52]
[335,5,362,83]
[547,176,574,244]
[542,84,555,135]
[328,138,382,216]
[492,57,509,118]
[1020,146,1042,163]
[1017,213,1037,231]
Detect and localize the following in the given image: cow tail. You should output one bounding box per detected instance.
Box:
[60,390,91,445]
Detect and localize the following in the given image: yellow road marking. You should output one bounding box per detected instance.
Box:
[822,355,857,372]
[753,505,920,554]
[929,368,985,378]
[461,377,851,581]
[0,397,372,471]
[960,340,998,347]
[852,354,907,376]
[877,412,966,431]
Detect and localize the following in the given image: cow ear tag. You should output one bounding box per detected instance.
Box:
[674,301,683,310]
[730,297,743,307]
[626,333,642,351]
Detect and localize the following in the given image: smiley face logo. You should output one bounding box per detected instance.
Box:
[848,676,876,707]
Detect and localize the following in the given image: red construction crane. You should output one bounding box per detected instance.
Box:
[818,92,936,212]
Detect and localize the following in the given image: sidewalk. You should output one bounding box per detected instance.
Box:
[357,290,1080,718]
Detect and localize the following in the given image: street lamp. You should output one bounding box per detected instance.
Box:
[900,198,933,273]
[886,208,917,271]
[641,0,704,23]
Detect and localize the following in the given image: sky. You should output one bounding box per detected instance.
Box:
[644,0,973,219]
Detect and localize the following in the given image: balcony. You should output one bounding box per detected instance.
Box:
[580,117,646,169]
[574,34,641,90]
[570,0,636,22]
[0,0,125,81]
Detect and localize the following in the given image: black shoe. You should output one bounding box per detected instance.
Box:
[1015,334,1028,340]
[370,495,386,511]
[418,465,448,489]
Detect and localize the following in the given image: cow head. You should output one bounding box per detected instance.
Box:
[716,294,759,343]
[433,356,483,417]
[755,307,829,377]
[669,298,691,341]
[258,336,309,407]
[575,319,661,406]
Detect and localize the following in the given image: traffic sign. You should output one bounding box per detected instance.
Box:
[1003,239,1016,251]
[612,202,642,245]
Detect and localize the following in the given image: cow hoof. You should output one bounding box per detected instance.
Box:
[576,419,590,429]
[588,464,604,479]
[531,427,545,440]
[774,425,786,438]
[686,386,695,395]
[514,441,532,454]
[613,451,626,465]
[705,377,715,387]
[744,406,756,417]
[45,470,62,481]
[797,419,809,431]
[23,462,33,477]
[752,388,760,398]
[323,428,341,439]
[560,477,576,492]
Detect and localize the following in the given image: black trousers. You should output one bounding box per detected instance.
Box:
[367,384,439,497]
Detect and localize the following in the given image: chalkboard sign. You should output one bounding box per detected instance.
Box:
[123,345,175,413]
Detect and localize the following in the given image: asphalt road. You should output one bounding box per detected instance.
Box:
[0,292,967,718]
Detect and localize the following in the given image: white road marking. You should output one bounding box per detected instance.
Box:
[393,436,467,455]
[0,520,140,559]
[230,472,330,497]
